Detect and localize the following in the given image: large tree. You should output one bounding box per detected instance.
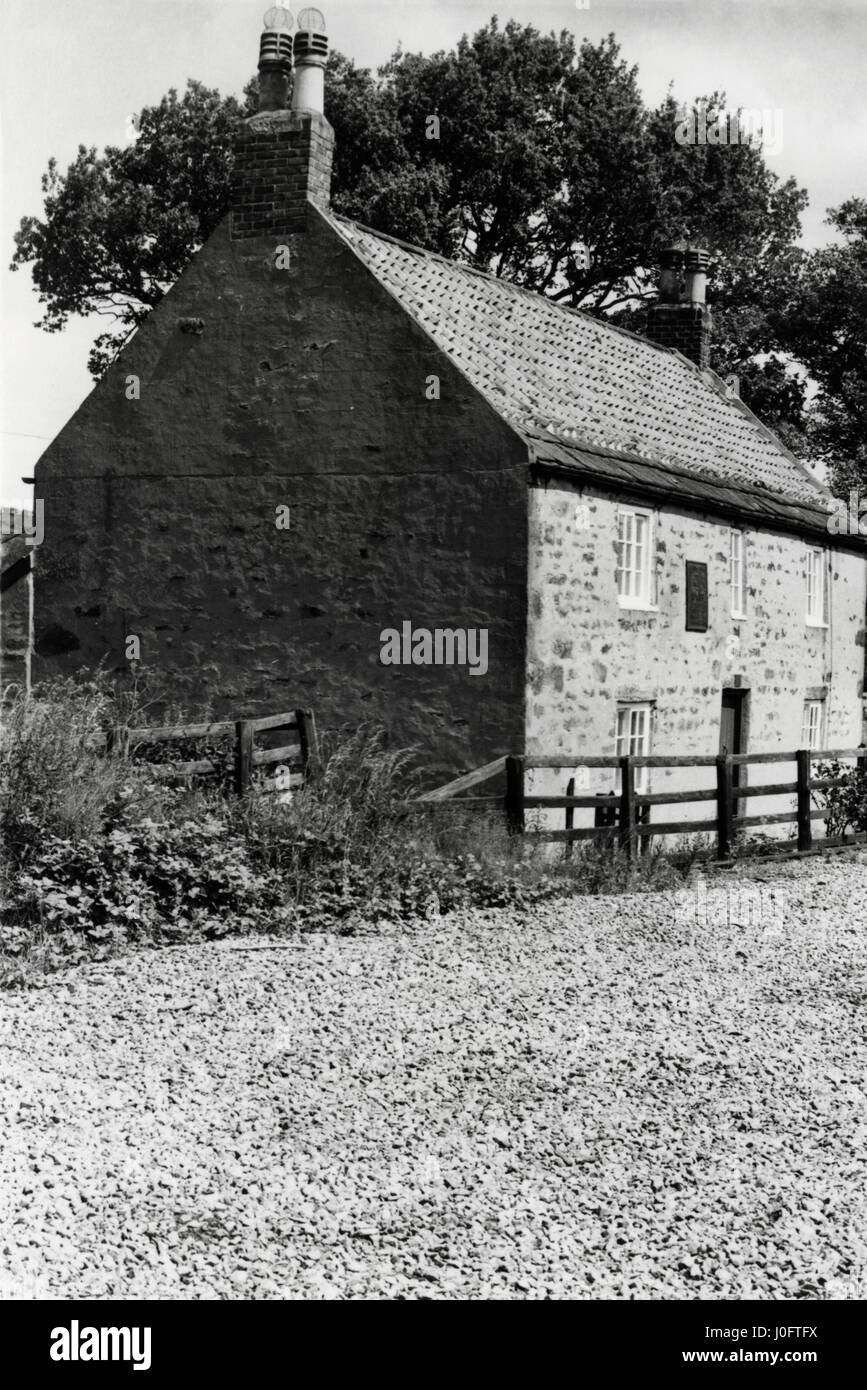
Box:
[12,80,255,377]
[12,18,822,452]
[770,200,867,492]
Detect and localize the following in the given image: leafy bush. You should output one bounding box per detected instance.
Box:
[0,674,290,980]
[3,834,159,969]
[105,818,285,923]
[234,734,693,933]
[1,683,698,981]
[2,817,290,980]
[813,759,867,837]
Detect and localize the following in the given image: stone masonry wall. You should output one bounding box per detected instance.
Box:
[32,206,529,782]
[526,479,866,837]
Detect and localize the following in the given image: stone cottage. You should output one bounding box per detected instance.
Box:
[27,8,867,811]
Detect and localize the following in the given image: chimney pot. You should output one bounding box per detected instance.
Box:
[683,247,709,305]
[256,5,294,112]
[658,247,685,304]
[292,8,328,115]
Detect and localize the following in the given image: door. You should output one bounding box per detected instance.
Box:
[720,689,748,794]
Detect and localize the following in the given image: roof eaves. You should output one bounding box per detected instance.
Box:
[522,425,820,506]
[525,431,864,549]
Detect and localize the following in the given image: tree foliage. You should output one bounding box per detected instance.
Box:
[770,200,867,491]
[11,17,859,471]
[12,80,255,377]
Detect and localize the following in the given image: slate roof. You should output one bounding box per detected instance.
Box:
[524,430,844,546]
[328,212,828,514]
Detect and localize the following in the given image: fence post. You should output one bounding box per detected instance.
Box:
[105,725,130,759]
[716,754,733,860]
[796,747,813,852]
[234,719,254,796]
[565,776,575,860]
[505,756,525,835]
[618,756,635,861]
[295,708,319,781]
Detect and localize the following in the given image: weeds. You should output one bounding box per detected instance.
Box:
[1,674,139,871]
[2,678,698,985]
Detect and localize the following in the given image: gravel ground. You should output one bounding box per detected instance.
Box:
[2,853,867,1301]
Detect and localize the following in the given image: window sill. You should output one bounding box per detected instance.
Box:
[730,611,748,622]
[617,599,659,614]
[805,619,829,629]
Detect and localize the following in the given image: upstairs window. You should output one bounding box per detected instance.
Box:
[729,529,747,618]
[616,509,654,608]
[801,700,824,750]
[806,548,827,625]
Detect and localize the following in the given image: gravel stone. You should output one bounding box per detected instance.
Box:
[1,853,866,1299]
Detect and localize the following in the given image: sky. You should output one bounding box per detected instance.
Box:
[1,0,866,508]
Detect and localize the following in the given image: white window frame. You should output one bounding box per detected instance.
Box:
[729,529,747,619]
[616,508,656,610]
[614,702,652,795]
[801,700,824,750]
[806,547,828,626]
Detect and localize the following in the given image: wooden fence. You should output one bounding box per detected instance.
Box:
[412,747,867,861]
[109,708,318,796]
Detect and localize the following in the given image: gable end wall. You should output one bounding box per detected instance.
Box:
[33,206,529,780]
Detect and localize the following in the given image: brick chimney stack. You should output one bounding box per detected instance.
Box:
[647,247,712,370]
[231,6,334,240]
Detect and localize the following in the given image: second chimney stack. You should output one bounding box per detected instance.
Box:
[232,7,334,239]
[647,246,712,370]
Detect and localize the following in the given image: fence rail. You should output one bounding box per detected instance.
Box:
[411,746,867,861]
[106,708,318,796]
